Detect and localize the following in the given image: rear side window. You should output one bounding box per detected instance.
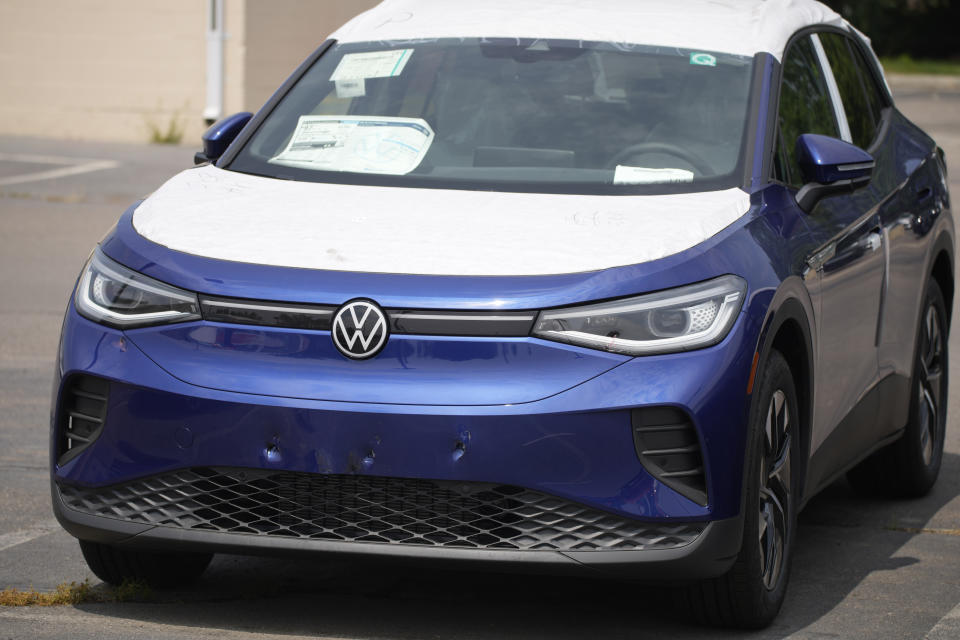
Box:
[777,36,840,187]
[818,33,880,150]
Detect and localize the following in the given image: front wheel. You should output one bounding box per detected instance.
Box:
[79,540,213,588]
[682,350,798,629]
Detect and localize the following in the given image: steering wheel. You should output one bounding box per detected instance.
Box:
[605,142,714,176]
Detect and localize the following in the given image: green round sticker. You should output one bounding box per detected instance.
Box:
[690,52,717,67]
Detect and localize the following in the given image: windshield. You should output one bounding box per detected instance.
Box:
[228,39,755,195]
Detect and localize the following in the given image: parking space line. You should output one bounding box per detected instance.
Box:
[926,601,960,639]
[0,521,60,552]
[0,152,119,186]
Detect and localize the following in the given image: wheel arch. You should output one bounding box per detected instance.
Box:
[750,279,816,506]
[929,233,954,331]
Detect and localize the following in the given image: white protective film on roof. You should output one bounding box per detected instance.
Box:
[331,0,850,61]
[132,166,752,277]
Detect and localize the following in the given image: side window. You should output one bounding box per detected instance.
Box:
[848,39,887,127]
[818,33,879,150]
[773,131,794,185]
[778,36,840,188]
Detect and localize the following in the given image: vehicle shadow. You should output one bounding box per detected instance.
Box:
[74,452,960,639]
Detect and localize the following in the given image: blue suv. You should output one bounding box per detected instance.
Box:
[50,0,953,628]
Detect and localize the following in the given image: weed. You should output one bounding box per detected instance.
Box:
[146,109,186,145]
[112,578,153,602]
[0,578,152,606]
[0,191,88,204]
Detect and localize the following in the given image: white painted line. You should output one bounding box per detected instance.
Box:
[0,161,119,186]
[0,152,119,186]
[0,520,60,552]
[926,601,960,640]
[0,152,101,165]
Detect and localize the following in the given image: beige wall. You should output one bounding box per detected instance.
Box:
[242,0,378,114]
[0,0,378,145]
[0,1,207,144]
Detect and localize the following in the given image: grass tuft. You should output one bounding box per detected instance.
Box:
[112,578,153,602]
[880,54,960,76]
[146,109,186,145]
[0,578,152,607]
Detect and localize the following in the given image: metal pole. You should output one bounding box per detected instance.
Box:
[204,0,225,124]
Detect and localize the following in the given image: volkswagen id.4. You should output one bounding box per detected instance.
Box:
[51,0,953,628]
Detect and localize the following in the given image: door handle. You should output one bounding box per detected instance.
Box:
[916,186,933,202]
[861,232,882,252]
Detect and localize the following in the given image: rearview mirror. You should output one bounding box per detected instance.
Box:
[794,134,874,212]
[194,112,253,165]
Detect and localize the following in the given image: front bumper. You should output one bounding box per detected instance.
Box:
[52,467,742,580]
[51,300,757,580]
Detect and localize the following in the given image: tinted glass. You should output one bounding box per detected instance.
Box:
[772,133,793,184]
[229,39,754,194]
[778,36,840,187]
[819,33,878,150]
[848,39,887,126]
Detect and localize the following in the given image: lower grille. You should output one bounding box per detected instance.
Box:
[57,375,109,465]
[59,468,703,552]
[632,407,708,506]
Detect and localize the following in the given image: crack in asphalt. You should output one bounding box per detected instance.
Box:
[885,526,960,537]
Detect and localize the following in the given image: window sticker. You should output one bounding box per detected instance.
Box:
[335,78,366,98]
[689,52,717,67]
[269,115,434,175]
[614,165,694,185]
[330,49,414,81]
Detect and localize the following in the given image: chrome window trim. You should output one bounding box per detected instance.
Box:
[810,33,853,144]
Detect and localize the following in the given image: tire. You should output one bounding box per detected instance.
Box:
[847,279,948,498]
[682,350,799,629]
[79,540,213,588]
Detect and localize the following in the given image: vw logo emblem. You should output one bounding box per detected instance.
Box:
[331,299,389,360]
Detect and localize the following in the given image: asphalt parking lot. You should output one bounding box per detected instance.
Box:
[1,81,959,639]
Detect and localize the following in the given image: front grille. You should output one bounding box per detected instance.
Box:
[198,295,536,337]
[57,375,109,465]
[59,468,703,552]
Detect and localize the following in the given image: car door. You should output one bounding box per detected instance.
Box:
[775,33,885,485]
[817,31,947,438]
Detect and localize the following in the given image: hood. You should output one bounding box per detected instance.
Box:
[132,165,751,277]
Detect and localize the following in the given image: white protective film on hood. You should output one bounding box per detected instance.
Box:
[331,0,849,61]
[132,166,752,277]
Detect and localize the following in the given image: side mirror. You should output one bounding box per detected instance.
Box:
[794,133,874,212]
[194,112,253,165]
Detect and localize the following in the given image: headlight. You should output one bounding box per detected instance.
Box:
[75,249,200,328]
[532,275,746,355]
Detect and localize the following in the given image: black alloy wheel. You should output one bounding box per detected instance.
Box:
[917,302,945,468]
[759,388,791,591]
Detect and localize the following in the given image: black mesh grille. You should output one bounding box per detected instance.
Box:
[57,375,109,465]
[58,468,703,551]
[632,407,707,506]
